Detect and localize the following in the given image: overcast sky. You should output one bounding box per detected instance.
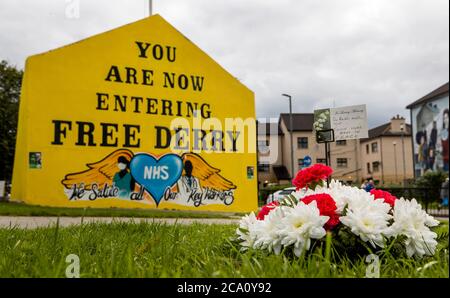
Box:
[0,0,448,127]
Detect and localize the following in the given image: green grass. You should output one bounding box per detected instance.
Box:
[0,201,243,219]
[0,222,448,277]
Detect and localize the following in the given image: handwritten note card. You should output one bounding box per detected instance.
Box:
[330,104,368,140]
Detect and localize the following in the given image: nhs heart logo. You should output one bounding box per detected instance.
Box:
[130,153,183,206]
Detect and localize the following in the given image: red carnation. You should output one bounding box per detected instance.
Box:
[292,164,333,190]
[370,189,397,207]
[301,193,340,230]
[257,201,280,220]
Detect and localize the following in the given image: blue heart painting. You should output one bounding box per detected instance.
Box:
[130,153,183,206]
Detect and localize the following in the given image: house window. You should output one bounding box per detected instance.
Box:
[336,140,347,146]
[316,158,327,164]
[257,140,270,154]
[367,162,371,174]
[372,161,380,172]
[366,144,370,154]
[297,137,308,149]
[257,163,270,172]
[337,158,348,168]
[371,142,378,153]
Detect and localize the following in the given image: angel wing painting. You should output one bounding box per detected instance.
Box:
[61,149,236,206]
[179,153,236,193]
[61,149,135,195]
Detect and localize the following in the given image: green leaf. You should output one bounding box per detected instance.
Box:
[278,194,298,208]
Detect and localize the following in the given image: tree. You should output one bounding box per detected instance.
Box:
[415,170,448,206]
[0,60,23,181]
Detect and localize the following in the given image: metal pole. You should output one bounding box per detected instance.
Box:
[355,139,359,183]
[149,0,153,16]
[393,142,398,184]
[325,142,330,187]
[409,109,417,179]
[282,94,294,179]
[401,125,406,185]
[289,98,294,178]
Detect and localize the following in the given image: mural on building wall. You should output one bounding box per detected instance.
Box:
[413,97,449,176]
[11,15,258,212]
[61,149,236,207]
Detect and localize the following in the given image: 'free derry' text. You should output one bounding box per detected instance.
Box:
[177,281,272,295]
[50,40,257,154]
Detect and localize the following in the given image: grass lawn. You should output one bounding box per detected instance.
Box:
[0,222,448,278]
[0,201,243,219]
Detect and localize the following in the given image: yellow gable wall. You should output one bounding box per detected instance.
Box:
[11,15,257,212]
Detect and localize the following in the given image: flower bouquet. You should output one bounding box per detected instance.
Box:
[236,164,441,259]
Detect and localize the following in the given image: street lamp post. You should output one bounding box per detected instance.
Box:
[149,0,153,16]
[393,141,398,184]
[282,94,294,179]
[400,123,406,185]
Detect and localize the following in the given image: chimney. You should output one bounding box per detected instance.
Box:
[390,114,406,133]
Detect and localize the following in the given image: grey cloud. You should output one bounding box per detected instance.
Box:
[0,0,448,127]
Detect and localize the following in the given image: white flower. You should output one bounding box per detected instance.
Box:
[278,201,329,257]
[326,180,360,213]
[385,198,439,258]
[252,206,289,254]
[339,194,392,248]
[236,212,258,250]
[244,180,440,258]
[296,179,364,214]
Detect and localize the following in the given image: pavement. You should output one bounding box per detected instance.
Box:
[0,216,240,229]
[0,215,447,229]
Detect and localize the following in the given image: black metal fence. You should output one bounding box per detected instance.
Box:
[258,186,449,218]
[379,187,449,218]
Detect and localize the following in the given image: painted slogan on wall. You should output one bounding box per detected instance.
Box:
[62,150,236,207]
[12,15,257,212]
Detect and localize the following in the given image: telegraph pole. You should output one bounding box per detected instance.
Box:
[400,123,407,185]
[282,94,294,179]
[393,141,398,184]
